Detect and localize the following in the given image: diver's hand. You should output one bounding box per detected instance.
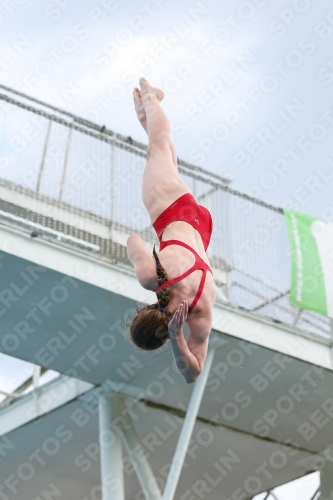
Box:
[168,300,188,339]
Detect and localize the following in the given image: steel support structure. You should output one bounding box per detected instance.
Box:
[162,338,226,500]
[98,337,226,500]
[120,398,162,500]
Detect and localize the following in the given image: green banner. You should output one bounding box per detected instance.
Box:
[284,209,333,317]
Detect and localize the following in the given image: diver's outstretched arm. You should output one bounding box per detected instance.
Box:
[168,300,210,383]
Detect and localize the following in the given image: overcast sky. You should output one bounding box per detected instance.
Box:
[0,0,332,219]
[0,0,332,498]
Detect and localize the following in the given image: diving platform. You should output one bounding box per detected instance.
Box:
[0,217,332,500]
[0,85,331,500]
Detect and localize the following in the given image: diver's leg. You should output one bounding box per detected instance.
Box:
[133,86,178,167]
[139,77,172,161]
[137,78,190,221]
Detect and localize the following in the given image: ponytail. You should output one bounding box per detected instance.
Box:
[153,245,170,312]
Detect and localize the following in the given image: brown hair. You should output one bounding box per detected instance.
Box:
[128,245,173,351]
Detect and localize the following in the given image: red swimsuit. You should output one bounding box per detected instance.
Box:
[152,193,213,312]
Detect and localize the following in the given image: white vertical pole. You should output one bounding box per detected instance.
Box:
[120,398,162,500]
[33,365,41,388]
[162,341,218,500]
[110,134,115,244]
[36,120,52,193]
[59,126,73,201]
[99,393,124,500]
[320,461,333,500]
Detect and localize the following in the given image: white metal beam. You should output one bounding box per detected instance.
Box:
[0,375,94,436]
[99,393,124,500]
[120,397,162,500]
[0,389,21,398]
[0,209,100,251]
[33,365,41,388]
[162,338,225,500]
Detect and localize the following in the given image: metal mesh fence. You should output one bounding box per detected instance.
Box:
[0,86,330,339]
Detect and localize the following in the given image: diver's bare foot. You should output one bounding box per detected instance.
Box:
[133,87,147,130]
[139,77,164,102]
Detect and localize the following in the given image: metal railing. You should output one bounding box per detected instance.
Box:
[0,84,330,339]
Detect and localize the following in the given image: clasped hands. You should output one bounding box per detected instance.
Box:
[168,300,188,339]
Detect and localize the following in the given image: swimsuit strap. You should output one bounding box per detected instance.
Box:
[159,239,199,254]
[154,240,212,311]
[188,269,208,313]
[154,239,208,291]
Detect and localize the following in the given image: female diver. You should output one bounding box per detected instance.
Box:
[127,78,216,384]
